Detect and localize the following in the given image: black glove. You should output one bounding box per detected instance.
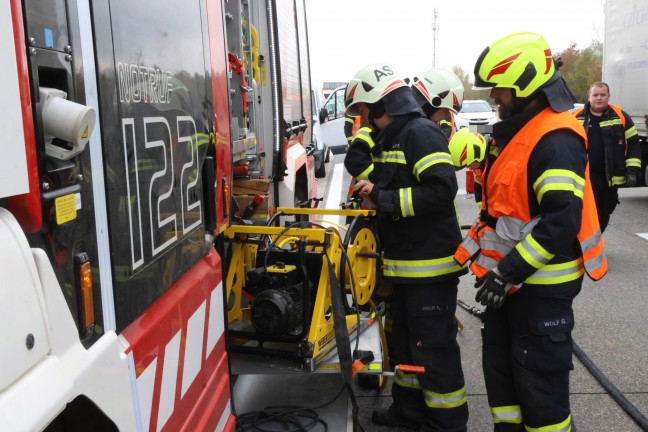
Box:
[624,172,638,187]
[474,268,513,310]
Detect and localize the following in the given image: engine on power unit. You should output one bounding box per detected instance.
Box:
[246,262,314,338]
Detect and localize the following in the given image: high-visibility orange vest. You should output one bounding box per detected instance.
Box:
[352,115,361,136]
[455,108,607,289]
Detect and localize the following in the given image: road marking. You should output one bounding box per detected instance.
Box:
[637,233,648,241]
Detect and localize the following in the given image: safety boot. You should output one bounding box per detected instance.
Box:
[371,407,421,430]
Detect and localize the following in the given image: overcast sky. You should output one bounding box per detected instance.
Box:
[306,0,606,88]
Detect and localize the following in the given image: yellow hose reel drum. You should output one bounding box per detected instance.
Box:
[344,225,378,305]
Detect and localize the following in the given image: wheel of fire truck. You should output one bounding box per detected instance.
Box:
[342,215,380,307]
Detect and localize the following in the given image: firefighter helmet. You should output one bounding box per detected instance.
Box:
[344,63,408,116]
[411,68,464,114]
[448,128,487,168]
[473,32,557,98]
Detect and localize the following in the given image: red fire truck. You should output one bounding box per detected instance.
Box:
[0,0,316,430]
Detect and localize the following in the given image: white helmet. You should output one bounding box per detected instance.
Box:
[411,68,464,114]
[344,63,408,116]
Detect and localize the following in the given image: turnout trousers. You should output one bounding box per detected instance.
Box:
[589,171,618,233]
[389,278,468,432]
[482,293,577,431]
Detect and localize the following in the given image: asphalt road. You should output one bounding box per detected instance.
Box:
[233,153,648,431]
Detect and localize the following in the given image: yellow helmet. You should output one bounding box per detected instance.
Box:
[411,68,464,114]
[473,32,557,98]
[344,63,408,116]
[448,128,487,168]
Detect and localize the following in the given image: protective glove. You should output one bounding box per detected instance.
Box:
[474,267,513,310]
[624,171,638,188]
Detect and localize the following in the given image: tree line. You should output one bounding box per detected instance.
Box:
[453,40,603,104]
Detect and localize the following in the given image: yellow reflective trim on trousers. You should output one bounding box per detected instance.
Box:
[413,152,453,181]
[524,413,572,432]
[383,150,406,164]
[533,169,584,203]
[399,187,415,217]
[515,233,555,269]
[626,158,641,168]
[423,386,467,409]
[356,164,374,181]
[525,259,584,284]
[491,405,523,424]
[611,175,625,186]
[394,370,421,389]
[384,256,466,278]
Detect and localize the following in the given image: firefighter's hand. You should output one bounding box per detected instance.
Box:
[624,172,638,187]
[474,268,512,310]
[354,180,374,198]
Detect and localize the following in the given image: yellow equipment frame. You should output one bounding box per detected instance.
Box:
[223,207,380,370]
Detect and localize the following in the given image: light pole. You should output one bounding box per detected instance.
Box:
[432,8,438,67]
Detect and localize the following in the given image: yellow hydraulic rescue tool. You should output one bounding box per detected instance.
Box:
[223,207,385,373]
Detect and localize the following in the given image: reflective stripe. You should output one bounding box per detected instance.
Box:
[455,220,482,265]
[459,233,480,257]
[525,413,572,432]
[625,124,638,140]
[533,169,584,203]
[491,405,522,424]
[580,228,602,254]
[394,370,420,389]
[580,228,606,275]
[611,175,625,186]
[480,228,517,255]
[384,256,465,278]
[626,157,641,168]
[355,128,375,149]
[524,259,584,284]
[515,233,554,269]
[413,152,453,181]
[399,187,415,217]
[474,253,499,273]
[383,150,406,164]
[356,164,374,181]
[423,386,467,409]
[599,118,623,128]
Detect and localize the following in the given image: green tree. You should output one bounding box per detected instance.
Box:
[557,40,603,103]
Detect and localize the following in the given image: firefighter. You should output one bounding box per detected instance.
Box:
[411,68,465,140]
[455,32,607,431]
[347,63,468,431]
[448,128,488,207]
[344,112,361,146]
[573,82,641,232]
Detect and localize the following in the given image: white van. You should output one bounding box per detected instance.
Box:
[311,85,349,176]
